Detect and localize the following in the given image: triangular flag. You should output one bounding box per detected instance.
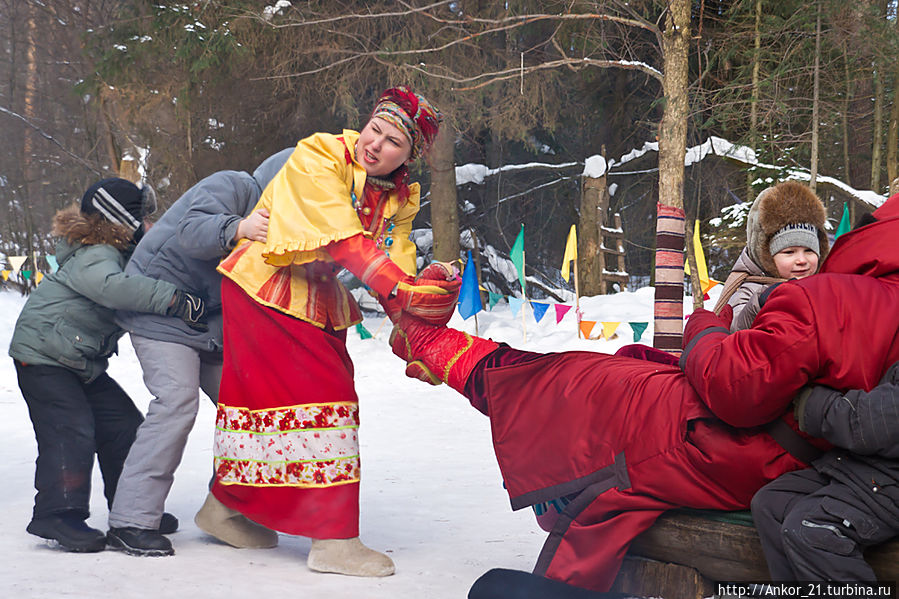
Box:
[509,296,525,317]
[46,255,58,273]
[355,323,373,339]
[579,320,596,339]
[488,292,502,309]
[9,255,26,273]
[510,225,525,290]
[561,224,577,282]
[22,270,33,280]
[691,220,713,294]
[835,202,851,240]
[554,304,572,323]
[630,322,648,343]
[458,251,483,320]
[1,270,10,281]
[35,271,44,284]
[601,321,620,340]
[531,301,550,323]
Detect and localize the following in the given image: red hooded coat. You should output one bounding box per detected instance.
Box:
[478,194,899,592]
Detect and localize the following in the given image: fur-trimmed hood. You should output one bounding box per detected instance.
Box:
[52,203,136,251]
[745,181,830,277]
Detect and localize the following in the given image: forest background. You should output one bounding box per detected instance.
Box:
[2,0,897,334]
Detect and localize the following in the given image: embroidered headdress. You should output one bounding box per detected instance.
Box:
[370,86,441,160]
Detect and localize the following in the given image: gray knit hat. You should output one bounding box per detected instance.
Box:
[769,222,820,256]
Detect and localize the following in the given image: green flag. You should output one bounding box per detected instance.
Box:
[835,202,851,240]
[355,323,373,340]
[510,225,525,291]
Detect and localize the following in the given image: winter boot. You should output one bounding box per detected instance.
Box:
[26,513,106,553]
[194,492,278,549]
[106,527,174,557]
[390,314,499,394]
[158,512,179,535]
[307,537,395,577]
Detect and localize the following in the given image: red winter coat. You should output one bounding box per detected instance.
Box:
[478,194,899,592]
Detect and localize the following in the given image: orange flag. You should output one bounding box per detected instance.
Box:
[579,320,596,339]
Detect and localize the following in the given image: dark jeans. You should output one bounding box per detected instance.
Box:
[15,361,143,521]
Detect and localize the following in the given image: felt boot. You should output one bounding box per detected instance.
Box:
[390,315,499,394]
[194,492,278,549]
[307,537,395,577]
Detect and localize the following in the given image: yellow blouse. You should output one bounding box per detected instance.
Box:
[218,129,419,329]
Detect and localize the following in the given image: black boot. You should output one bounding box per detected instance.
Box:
[158,512,178,535]
[27,513,106,553]
[107,527,174,557]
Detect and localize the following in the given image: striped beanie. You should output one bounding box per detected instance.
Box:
[80,178,147,239]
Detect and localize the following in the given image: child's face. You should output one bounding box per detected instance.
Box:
[772,246,819,279]
[355,117,412,177]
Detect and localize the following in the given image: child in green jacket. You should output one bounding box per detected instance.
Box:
[9,178,206,552]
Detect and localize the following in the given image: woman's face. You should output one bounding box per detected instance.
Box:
[355,117,412,177]
[772,246,819,279]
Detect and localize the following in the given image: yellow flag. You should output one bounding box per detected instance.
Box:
[1,270,9,281]
[35,271,44,284]
[601,321,620,340]
[561,224,577,282]
[685,220,714,294]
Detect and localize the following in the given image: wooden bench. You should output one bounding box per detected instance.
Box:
[608,510,899,599]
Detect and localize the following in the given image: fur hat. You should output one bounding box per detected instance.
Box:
[746,181,829,277]
[80,177,155,242]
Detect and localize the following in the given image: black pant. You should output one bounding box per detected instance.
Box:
[751,467,896,581]
[16,361,143,521]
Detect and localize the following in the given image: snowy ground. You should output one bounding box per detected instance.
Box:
[0,286,689,598]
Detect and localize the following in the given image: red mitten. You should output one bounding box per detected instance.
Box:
[683,305,733,349]
[380,274,461,325]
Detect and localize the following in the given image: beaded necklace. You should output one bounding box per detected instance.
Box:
[350,177,396,254]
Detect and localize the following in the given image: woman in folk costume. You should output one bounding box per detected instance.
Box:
[195,87,458,577]
[387,191,899,592]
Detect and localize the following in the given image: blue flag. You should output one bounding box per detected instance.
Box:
[457,250,483,320]
[531,301,550,322]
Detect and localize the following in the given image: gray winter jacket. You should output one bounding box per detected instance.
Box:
[723,247,783,332]
[116,149,292,352]
[9,208,177,382]
[796,361,899,524]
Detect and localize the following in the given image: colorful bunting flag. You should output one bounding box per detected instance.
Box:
[457,250,483,320]
[835,202,851,240]
[510,225,525,290]
[531,301,550,323]
[630,322,648,343]
[601,321,620,340]
[488,292,502,310]
[9,255,26,273]
[561,224,577,282]
[35,271,44,284]
[579,320,596,339]
[355,323,373,339]
[46,255,58,273]
[22,270,33,280]
[509,296,525,317]
[1,270,10,281]
[554,304,572,323]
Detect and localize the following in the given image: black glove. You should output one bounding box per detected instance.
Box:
[167,290,208,332]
